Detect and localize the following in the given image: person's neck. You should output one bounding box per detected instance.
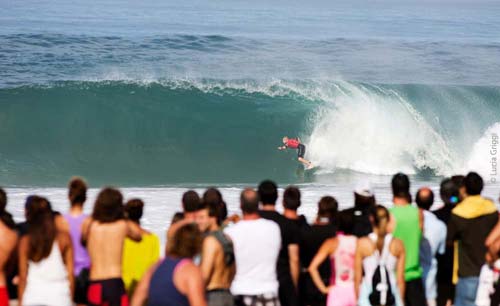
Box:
[393,197,409,206]
[260,204,276,211]
[284,209,298,220]
[209,223,220,232]
[69,204,84,216]
[242,213,260,221]
[314,216,330,225]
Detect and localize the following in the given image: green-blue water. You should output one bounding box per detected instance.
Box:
[1,0,500,186]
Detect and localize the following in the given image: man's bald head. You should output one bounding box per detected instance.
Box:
[240,188,260,214]
[416,187,434,211]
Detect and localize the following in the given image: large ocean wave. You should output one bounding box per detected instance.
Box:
[1,79,499,186]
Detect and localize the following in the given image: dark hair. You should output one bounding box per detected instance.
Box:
[0,188,6,212]
[92,188,125,223]
[166,223,202,258]
[463,172,483,196]
[339,210,355,235]
[354,193,376,209]
[440,178,460,206]
[125,199,144,223]
[203,188,227,224]
[171,212,184,224]
[416,188,434,210]
[0,188,15,229]
[317,196,338,221]
[27,196,56,262]
[258,180,278,205]
[391,173,411,201]
[182,190,200,213]
[240,188,259,214]
[68,177,87,205]
[283,186,301,210]
[197,201,219,218]
[371,205,390,252]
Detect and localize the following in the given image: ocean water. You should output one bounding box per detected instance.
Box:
[1,0,500,238]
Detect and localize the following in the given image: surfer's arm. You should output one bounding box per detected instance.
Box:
[278,145,287,150]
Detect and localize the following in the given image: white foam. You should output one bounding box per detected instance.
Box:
[306,82,459,176]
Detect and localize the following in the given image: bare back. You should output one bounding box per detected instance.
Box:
[0,221,17,286]
[83,219,130,280]
[202,236,235,290]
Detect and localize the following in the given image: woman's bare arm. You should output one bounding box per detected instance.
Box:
[131,262,160,306]
[177,262,208,306]
[354,238,366,299]
[17,236,29,305]
[394,238,406,300]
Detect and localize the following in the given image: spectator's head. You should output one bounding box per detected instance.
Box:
[26,196,56,262]
[452,175,466,201]
[203,187,227,225]
[0,187,6,213]
[196,201,219,233]
[166,223,202,258]
[182,190,200,214]
[463,172,483,196]
[354,180,376,209]
[124,199,144,224]
[171,212,184,224]
[371,205,390,236]
[391,173,411,202]
[258,180,278,206]
[0,187,14,228]
[416,187,434,211]
[68,177,87,206]
[92,188,125,223]
[317,196,338,223]
[283,186,301,211]
[440,178,460,206]
[339,210,355,235]
[240,188,259,215]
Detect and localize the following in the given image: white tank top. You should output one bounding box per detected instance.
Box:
[23,241,72,306]
[362,233,398,286]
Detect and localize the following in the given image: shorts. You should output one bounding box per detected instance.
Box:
[74,268,90,304]
[297,144,305,158]
[87,278,128,306]
[207,289,234,306]
[0,287,8,306]
[234,293,280,306]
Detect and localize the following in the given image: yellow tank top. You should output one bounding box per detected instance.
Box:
[122,232,160,294]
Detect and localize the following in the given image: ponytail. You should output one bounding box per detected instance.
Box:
[371,205,389,253]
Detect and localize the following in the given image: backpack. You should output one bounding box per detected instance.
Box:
[368,237,396,306]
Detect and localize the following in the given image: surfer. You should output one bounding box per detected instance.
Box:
[278,136,314,169]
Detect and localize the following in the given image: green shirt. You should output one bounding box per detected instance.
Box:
[390,204,423,281]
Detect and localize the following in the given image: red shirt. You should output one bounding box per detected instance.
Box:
[286,139,300,149]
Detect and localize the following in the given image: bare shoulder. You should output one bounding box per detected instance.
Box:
[57,230,72,248]
[81,216,93,231]
[356,237,372,254]
[178,260,200,274]
[390,237,404,255]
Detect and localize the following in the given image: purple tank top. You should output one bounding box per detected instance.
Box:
[64,213,91,275]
